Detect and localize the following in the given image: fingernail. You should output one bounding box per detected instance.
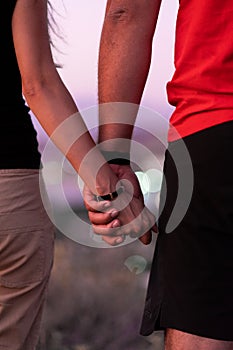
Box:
[116,237,123,244]
[112,220,120,228]
[111,210,118,218]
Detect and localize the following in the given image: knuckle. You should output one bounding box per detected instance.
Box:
[102,236,116,246]
[92,226,100,235]
[123,227,131,236]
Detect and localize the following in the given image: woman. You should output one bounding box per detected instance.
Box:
[1,0,155,348]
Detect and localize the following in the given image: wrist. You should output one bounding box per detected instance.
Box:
[95,162,120,196]
[95,184,125,202]
[101,150,130,165]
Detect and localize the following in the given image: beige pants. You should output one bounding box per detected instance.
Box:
[0,169,55,350]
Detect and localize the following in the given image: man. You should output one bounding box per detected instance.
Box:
[85,0,233,349]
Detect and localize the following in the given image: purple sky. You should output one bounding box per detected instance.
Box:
[51,0,178,114]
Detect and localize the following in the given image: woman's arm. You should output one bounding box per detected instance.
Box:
[12,0,157,245]
[12,0,119,195]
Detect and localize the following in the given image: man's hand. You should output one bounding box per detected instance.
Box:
[83,165,157,246]
[92,0,162,246]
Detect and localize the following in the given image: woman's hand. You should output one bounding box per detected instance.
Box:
[83,165,157,246]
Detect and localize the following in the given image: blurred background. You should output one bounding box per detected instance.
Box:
[34,0,179,349]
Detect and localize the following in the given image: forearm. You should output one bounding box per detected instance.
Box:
[23,74,119,195]
[98,0,162,150]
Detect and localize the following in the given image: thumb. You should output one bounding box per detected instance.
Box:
[151,223,158,233]
[139,231,152,245]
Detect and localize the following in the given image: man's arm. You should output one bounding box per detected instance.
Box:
[84,0,162,246]
[98,0,162,150]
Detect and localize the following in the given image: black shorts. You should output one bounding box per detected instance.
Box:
[140,121,233,341]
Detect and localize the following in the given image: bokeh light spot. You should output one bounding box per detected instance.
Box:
[124,255,148,275]
[146,168,163,193]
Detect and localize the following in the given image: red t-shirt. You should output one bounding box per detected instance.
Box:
[167,0,233,141]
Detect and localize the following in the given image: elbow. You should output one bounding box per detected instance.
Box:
[107,7,131,23]
[104,1,157,39]
[22,79,44,101]
[105,1,144,24]
[21,75,51,109]
[21,63,58,101]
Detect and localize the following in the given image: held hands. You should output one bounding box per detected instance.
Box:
[83,164,157,246]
